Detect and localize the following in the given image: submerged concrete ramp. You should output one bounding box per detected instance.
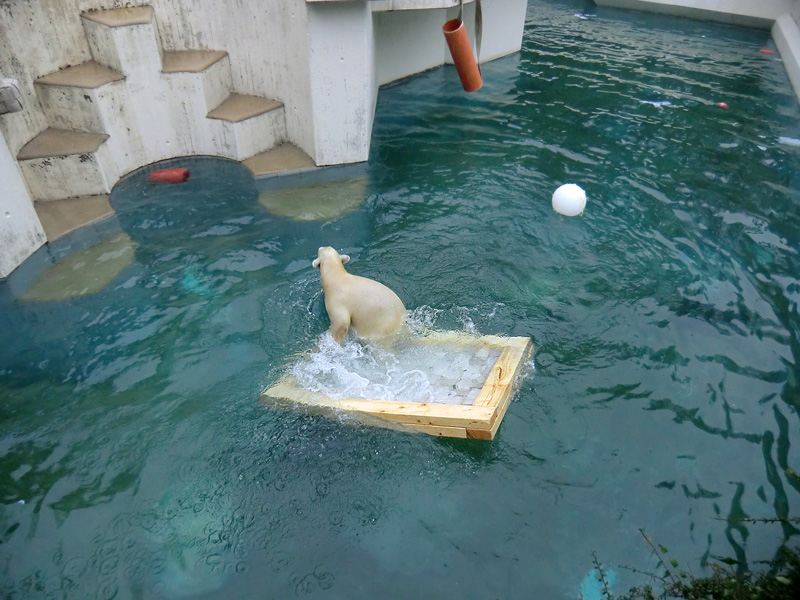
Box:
[595,0,800,105]
[593,0,794,29]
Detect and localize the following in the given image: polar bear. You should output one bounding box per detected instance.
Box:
[312,246,406,343]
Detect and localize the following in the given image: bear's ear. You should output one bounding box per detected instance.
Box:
[312,258,320,269]
[340,254,350,264]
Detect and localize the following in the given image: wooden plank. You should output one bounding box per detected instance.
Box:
[334,398,495,429]
[262,380,493,428]
[466,428,494,440]
[477,385,514,439]
[261,334,533,439]
[410,423,469,438]
[473,338,532,408]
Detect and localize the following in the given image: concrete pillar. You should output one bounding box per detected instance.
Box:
[306,2,378,165]
[772,1,800,103]
[0,131,45,278]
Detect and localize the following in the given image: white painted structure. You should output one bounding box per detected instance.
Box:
[0,136,46,277]
[0,0,526,278]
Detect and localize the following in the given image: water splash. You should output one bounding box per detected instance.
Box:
[290,326,502,405]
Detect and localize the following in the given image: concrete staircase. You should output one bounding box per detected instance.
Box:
[18,5,295,241]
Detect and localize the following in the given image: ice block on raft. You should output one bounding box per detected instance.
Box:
[260,333,533,440]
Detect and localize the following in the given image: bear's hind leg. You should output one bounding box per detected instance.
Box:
[328,309,351,344]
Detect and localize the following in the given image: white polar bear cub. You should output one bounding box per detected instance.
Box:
[312,246,406,343]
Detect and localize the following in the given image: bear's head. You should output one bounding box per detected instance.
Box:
[312,246,350,269]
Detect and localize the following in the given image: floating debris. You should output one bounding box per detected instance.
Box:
[641,100,672,108]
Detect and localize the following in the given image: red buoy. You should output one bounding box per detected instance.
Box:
[148,168,190,183]
[760,49,775,54]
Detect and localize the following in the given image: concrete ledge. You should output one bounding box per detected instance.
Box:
[162,50,228,73]
[36,61,124,89]
[18,128,109,160]
[81,6,154,27]
[773,13,800,102]
[207,93,283,122]
[369,0,473,11]
[34,195,114,241]
[593,0,795,29]
[256,160,366,192]
[242,143,316,177]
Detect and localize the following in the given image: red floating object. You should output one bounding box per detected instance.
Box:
[148,168,190,183]
[717,102,728,108]
[760,49,775,54]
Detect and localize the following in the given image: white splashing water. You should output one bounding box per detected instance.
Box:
[291,318,503,405]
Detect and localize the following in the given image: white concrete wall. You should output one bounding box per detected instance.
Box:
[375,9,449,86]
[593,0,795,29]
[0,132,45,279]
[374,0,527,86]
[773,2,800,102]
[0,0,314,159]
[476,0,528,62]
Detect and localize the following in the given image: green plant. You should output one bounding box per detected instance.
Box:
[588,529,800,600]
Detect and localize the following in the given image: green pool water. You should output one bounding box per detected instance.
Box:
[2,0,800,598]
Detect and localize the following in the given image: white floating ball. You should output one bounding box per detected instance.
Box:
[552,183,586,217]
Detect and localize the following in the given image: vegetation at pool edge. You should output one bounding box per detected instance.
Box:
[584,528,800,600]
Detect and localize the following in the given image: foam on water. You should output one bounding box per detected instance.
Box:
[290,319,503,405]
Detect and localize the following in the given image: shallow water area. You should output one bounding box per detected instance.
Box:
[2,0,800,598]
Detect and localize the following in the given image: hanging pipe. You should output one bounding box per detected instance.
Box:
[442,0,483,92]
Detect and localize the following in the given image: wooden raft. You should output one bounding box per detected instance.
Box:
[260,334,532,440]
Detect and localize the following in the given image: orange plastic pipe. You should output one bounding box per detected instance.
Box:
[443,19,482,92]
[148,168,190,183]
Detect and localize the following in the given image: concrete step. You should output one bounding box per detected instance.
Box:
[207,93,286,160]
[162,49,228,74]
[162,50,232,109]
[162,50,233,155]
[207,93,283,122]
[81,6,154,27]
[34,61,124,133]
[81,6,162,77]
[17,128,116,200]
[242,143,316,177]
[81,5,174,169]
[34,195,114,241]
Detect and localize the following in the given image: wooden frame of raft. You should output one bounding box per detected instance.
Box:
[260,335,533,440]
